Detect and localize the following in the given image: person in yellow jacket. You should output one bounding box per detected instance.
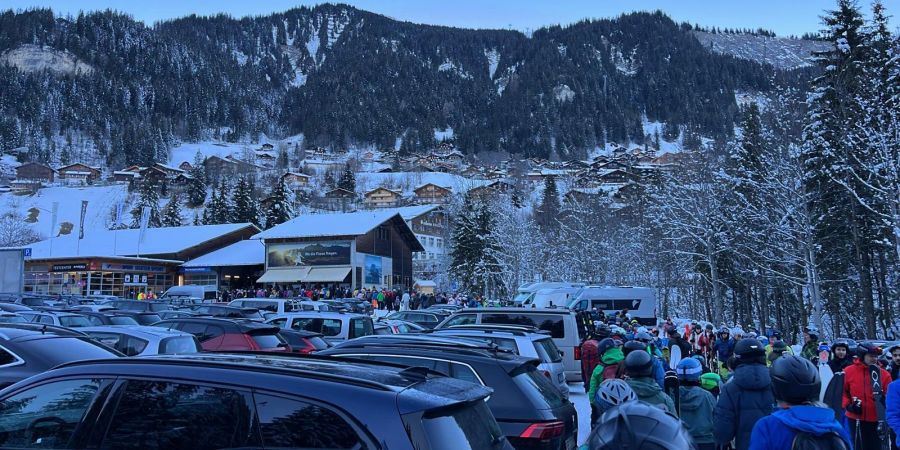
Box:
[765,340,792,366]
[137,291,146,300]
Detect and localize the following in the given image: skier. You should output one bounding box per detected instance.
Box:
[766,340,790,366]
[588,338,626,421]
[829,340,854,374]
[579,401,694,450]
[713,338,776,450]
[623,340,665,389]
[580,332,601,389]
[713,326,736,378]
[667,327,691,360]
[844,343,893,450]
[676,358,716,450]
[887,344,900,382]
[749,355,852,450]
[592,378,637,417]
[624,350,676,415]
[800,325,820,362]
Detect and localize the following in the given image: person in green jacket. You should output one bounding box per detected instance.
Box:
[623,350,676,415]
[587,338,625,406]
[677,358,716,450]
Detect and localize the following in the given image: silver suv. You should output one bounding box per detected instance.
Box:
[430,325,569,398]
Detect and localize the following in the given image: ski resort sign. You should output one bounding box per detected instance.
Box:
[267,241,351,268]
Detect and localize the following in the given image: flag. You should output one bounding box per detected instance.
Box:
[114,202,124,228]
[138,206,151,244]
[78,201,88,240]
[49,202,59,237]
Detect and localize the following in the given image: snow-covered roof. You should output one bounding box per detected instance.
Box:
[253,210,403,240]
[356,172,489,196]
[415,280,437,287]
[372,205,440,222]
[182,239,264,267]
[22,223,259,260]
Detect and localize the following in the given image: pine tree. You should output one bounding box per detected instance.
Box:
[232,176,260,226]
[536,175,560,231]
[187,152,207,207]
[264,179,293,228]
[161,192,184,227]
[338,163,356,193]
[130,177,162,228]
[450,196,503,296]
[202,181,233,224]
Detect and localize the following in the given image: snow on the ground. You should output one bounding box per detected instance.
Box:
[570,383,591,445]
[485,48,500,79]
[434,127,454,142]
[1,184,129,238]
[168,141,249,167]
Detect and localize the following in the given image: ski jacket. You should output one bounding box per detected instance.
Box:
[748,405,853,450]
[887,378,900,446]
[580,339,600,385]
[714,338,736,362]
[888,363,900,383]
[828,356,852,374]
[587,348,625,403]
[627,376,676,415]
[679,385,716,444]
[651,356,666,389]
[669,337,692,358]
[713,364,775,450]
[843,359,892,423]
[800,342,819,361]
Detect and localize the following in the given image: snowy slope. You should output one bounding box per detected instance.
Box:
[169,142,253,167]
[694,31,827,70]
[0,185,129,238]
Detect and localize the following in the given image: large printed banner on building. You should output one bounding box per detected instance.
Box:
[267,241,351,268]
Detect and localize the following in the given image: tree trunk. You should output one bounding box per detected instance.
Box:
[806,244,825,338]
[708,245,724,326]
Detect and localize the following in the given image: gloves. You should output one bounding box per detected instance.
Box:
[847,397,862,415]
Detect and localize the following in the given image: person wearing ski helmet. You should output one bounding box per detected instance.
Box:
[593,378,637,416]
[800,326,820,362]
[588,338,626,408]
[581,332,602,389]
[624,350,676,415]
[676,358,716,449]
[843,343,893,450]
[713,338,775,450]
[766,340,790,367]
[667,327,692,358]
[886,344,900,382]
[713,326,736,379]
[580,401,694,450]
[749,355,852,450]
[828,340,853,374]
[624,340,665,389]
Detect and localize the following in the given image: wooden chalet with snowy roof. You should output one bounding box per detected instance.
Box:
[178,161,193,172]
[364,187,403,208]
[413,183,452,204]
[15,162,56,183]
[57,163,101,185]
[281,172,311,187]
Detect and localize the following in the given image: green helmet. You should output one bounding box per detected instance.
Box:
[700,372,722,391]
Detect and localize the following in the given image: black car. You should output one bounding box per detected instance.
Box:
[78,311,141,326]
[153,317,289,352]
[331,298,374,315]
[277,329,331,353]
[187,304,265,320]
[107,310,163,325]
[320,334,577,450]
[386,311,450,329]
[0,353,511,450]
[0,303,32,313]
[0,324,122,388]
[106,300,170,313]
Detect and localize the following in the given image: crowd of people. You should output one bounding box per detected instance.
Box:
[219,284,493,311]
[578,310,900,450]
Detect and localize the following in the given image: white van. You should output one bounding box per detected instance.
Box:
[523,286,584,309]
[512,282,584,306]
[568,286,657,325]
[161,285,218,301]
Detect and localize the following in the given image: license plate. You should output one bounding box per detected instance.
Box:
[565,436,576,450]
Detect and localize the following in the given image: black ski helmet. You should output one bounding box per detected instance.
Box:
[585,401,694,450]
[623,340,647,356]
[831,340,850,354]
[624,349,654,378]
[771,355,820,405]
[597,338,617,356]
[596,324,611,339]
[857,343,882,359]
[734,338,766,366]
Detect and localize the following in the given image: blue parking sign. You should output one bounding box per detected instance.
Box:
[22,248,31,257]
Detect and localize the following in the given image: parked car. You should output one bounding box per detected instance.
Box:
[228,298,300,314]
[266,312,374,343]
[276,329,330,353]
[425,304,463,314]
[320,334,577,450]
[187,304,265,320]
[77,311,140,326]
[81,326,202,356]
[157,310,204,320]
[0,353,509,449]
[74,304,119,313]
[0,303,32,313]
[153,317,290,352]
[385,310,450,329]
[0,323,122,388]
[106,300,170,313]
[429,325,569,398]
[328,298,374,315]
[436,307,584,382]
[0,313,26,324]
[374,318,427,335]
[19,311,92,328]
[107,311,163,326]
[160,285,219,301]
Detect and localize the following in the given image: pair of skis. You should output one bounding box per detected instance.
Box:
[869,364,890,450]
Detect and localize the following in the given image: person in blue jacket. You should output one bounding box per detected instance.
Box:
[888,376,900,449]
[750,355,852,450]
[623,340,665,389]
[714,338,775,450]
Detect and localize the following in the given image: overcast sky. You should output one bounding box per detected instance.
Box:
[5,1,900,37]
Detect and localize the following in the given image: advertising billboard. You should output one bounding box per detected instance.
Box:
[364,255,382,285]
[267,241,351,268]
[0,249,24,294]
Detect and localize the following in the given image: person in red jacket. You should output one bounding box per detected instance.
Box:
[844,343,892,450]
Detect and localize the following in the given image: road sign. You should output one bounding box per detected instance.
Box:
[22,248,31,258]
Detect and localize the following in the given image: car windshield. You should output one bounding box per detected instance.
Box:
[533,338,563,363]
[417,400,506,450]
[59,315,91,328]
[251,333,284,349]
[159,336,201,354]
[0,315,26,323]
[109,316,139,326]
[512,292,532,303]
[134,314,162,325]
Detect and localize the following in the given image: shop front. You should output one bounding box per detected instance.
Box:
[24,257,179,298]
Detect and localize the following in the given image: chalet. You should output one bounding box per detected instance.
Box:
[364,187,402,208]
[409,164,435,173]
[203,155,258,179]
[414,183,452,203]
[361,151,375,161]
[139,166,169,185]
[255,151,277,165]
[172,173,194,187]
[460,166,484,178]
[442,150,465,166]
[260,143,274,150]
[598,169,636,184]
[432,162,455,173]
[526,169,569,183]
[652,152,686,165]
[564,187,607,205]
[468,180,513,199]
[321,188,356,212]
[16,162,56,183]
[281,172,311,187]
[324,188,355,200]
[111,171,139,183]
[178,161,193,172]
[595,160,629,171]
[57,163,101,185]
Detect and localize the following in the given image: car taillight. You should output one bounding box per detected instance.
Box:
[574,346,581,360]
[519,421,565,439]
[243,334,260,350]
[542,370,552,380]
[295,339,316,354]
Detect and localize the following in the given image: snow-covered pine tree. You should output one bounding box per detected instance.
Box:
[536,175,560,231]
[338,163,356,193]
[232,176,260,226]
[187,165,207,208]
[130,177,162,228]
[161,192,184,227]
[264,179,293,228]
[202,181,233,225]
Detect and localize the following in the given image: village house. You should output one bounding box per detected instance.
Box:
[364,187,403,208]
[56,163,102,185]
[281,172,311,188]
[16,162,56,183]
[178,161,193,172]
[413,183,452,204]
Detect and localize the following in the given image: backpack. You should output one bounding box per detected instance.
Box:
[791,431,849,450]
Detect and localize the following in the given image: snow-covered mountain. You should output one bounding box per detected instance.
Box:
[694,31,828,70]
